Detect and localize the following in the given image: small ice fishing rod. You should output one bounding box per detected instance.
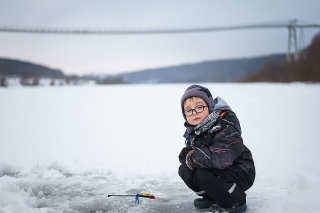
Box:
[108,191,169,204]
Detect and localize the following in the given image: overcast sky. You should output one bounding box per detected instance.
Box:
[1,0,320,75]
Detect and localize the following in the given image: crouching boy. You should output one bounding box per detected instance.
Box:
[178,85,255,213]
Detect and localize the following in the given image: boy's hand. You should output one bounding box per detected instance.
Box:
[186,150,195,171]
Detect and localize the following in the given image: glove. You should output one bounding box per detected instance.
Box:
[186,150,195,171]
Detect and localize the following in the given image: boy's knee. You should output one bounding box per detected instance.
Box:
[178,163,184,176]
[178,163,194,180]
[178,163,187,177]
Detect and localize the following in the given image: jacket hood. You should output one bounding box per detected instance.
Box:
[213,96,233,112]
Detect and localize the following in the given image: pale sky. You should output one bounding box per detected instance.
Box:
[1,0,320,75]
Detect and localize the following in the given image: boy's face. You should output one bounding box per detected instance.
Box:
[183,97,209,126]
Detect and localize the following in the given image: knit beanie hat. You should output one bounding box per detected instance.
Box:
[181,84,215,121]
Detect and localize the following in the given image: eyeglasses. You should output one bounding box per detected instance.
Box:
[184,105,207,117]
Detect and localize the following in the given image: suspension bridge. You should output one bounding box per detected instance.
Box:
[1,19,319,61]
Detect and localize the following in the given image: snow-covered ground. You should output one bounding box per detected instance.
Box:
[1,83,320,213]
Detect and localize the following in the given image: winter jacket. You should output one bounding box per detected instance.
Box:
[179,97,255,175]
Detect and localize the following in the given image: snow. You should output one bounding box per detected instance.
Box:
[1,83,320,213]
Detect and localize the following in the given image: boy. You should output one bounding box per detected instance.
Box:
[178,84,255,213]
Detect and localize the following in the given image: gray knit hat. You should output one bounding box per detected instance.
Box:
[181,84,215,121]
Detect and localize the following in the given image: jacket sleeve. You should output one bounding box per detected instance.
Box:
[192,112,246,170]
[178,130,194,163]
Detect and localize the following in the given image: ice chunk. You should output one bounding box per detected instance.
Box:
[42,169,64,179]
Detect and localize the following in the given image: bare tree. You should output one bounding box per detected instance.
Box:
[0,75,7,87]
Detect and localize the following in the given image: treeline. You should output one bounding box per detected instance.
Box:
[86,75,126,85]
[242,33,320,82]
[0,74,127,87]
[0,57,127,87]
[0,75,94,87]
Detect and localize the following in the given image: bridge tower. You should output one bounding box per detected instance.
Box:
[287,19,299,62]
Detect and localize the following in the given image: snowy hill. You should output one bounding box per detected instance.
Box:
[0,58,64,78]
[1,83,320,213]
[116,54,286,83]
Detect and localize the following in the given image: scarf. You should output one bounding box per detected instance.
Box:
[185,110,222,135]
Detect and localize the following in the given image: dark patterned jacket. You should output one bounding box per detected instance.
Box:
[179,98,255,175]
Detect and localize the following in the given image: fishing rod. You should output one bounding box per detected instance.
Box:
[108,191,169,204]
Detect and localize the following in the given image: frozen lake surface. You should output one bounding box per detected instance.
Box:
[1,83,320,212]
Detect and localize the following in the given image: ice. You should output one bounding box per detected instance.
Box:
[1,83,320,212]
[0,163,21,176]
